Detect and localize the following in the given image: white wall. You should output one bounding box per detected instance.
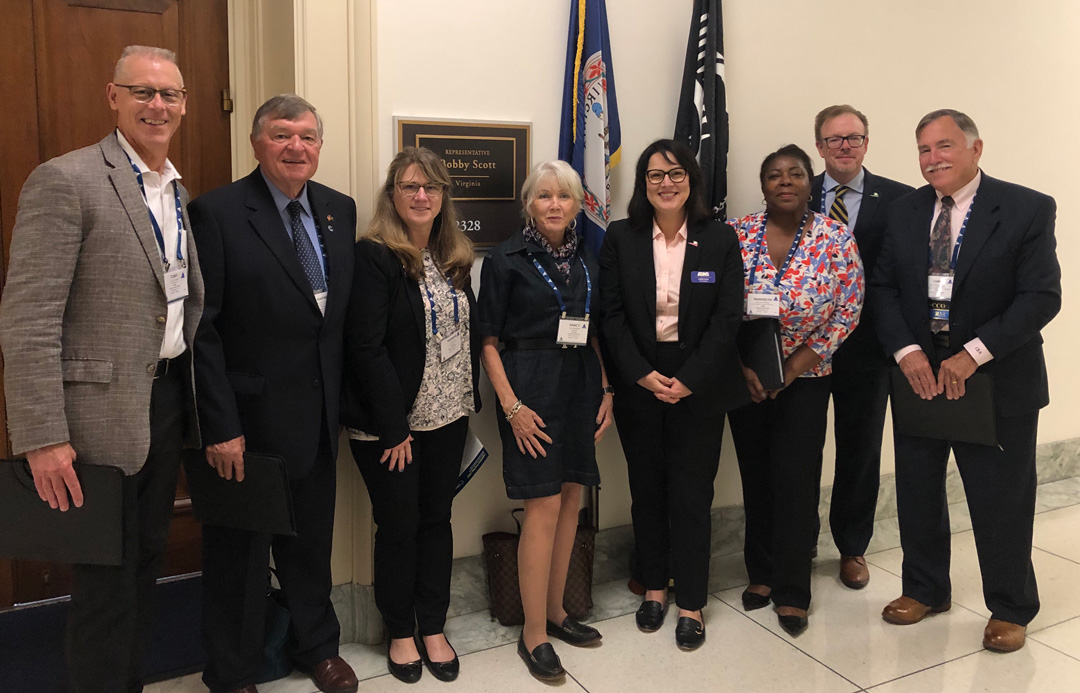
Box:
[368,0,1080,558]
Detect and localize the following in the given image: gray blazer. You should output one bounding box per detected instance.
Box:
[0,133,204,474]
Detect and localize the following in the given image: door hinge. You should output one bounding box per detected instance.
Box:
[222,88,234,114]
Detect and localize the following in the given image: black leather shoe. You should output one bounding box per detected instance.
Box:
[636,600,667,632]
[778,612,809,636]
[416,634,459,682]
[675,616,706,651]
[546,617,602,646]
[387,645,423,684]
[517,634,564,681]
[741,589,771,611]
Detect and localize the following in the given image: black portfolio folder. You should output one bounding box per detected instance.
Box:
[889,368,998,446]
[736,318,785,390]
[0,459,124,565]
[182,450,296,536]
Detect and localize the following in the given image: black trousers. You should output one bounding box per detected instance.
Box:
[614,343,724,612]
[729,376,832,610]
[895,408,1040,626]
[350,416,468,639]
[200,431,340,693]
[821,363,889,556]
[65,358,186,693]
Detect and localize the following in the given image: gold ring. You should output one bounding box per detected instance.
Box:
[950,380,958,384]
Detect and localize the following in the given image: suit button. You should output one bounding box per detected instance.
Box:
[147,363,156,374]
[679,343,687,350]
[312,379,321,388]
[156,315,166,324]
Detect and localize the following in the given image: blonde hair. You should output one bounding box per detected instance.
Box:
[364,147,473,289]
[521,160,584,222]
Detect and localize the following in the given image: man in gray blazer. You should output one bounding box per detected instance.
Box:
[0,45,203,692]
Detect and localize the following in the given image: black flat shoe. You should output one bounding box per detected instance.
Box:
[546,617,602,646]
[387,646,422,684]
[416,634,459,682]
[741,589,771,611]
[675,616,706,651]
[778,612,809,636]
[635,600,667,632]
[517,634,564,682]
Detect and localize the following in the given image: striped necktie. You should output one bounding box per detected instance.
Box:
[829,185,850,225]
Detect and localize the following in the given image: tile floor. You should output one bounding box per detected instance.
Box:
[152,480,1080,692]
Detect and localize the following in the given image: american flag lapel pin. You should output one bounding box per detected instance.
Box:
[689,240,699,247]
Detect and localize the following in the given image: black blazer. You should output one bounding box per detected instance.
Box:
[189,169,356,478]
[341,239,481,448]
[599,217,747,415]
[810,168,914,369]
[870,173,1061,417]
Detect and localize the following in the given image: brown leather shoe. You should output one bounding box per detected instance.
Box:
[309,656,359,693]
[839,556,870,589]
[224,686,258,693]
[881,595,951,625]
[983,618,1026,653]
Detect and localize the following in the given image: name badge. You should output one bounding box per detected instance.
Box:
[439,330,462,361]
[556,316,589,346]
[746,292,781,318]
[691,271,716,284]
[163,268,189,303]
[929,299,950,322]
[928,274,954,301]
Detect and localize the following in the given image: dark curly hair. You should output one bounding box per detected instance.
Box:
[758,144,814,187]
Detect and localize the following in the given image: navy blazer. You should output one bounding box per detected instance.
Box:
[189,168,356,478]
[341,239,481,448]
[870,173,1061,417]
[599,217,747,415]
[810,168,914,369]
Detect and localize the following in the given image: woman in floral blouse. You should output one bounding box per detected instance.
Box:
[727,144,864,636]
[341,147,480,684]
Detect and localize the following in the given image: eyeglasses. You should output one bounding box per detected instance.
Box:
[821,135,866,149]
[396,182,445,198]
[114,84,187,106]
[645,167,687,185]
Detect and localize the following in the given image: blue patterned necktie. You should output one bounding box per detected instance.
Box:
[929,196,954,333]
[286,200,326,294]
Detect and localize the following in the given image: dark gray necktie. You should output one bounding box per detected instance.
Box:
[287,200,326,293]
[929,196,954,333]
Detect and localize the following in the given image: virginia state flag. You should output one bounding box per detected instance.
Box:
[559,0,621,258]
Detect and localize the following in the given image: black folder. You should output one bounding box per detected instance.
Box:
[0,459,124,565]
[736,318,785,390]
[889,368,998,446]
[182,450,296,536]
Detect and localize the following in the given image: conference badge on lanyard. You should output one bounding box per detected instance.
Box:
[423,272,462,361]
[532,256,591,347]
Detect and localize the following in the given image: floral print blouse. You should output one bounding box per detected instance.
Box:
[728,211,864,377]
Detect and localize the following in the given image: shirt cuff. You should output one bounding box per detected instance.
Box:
[893,344,922,363]
[964,338,994,366]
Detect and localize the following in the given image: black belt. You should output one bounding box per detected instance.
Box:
[503,338,583,351]
[154,357,181,379]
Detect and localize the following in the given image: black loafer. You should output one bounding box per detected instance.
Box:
[778,613,809,636]
[675,616,706,651]
[741,589,771,611]
[517,634,564,681]
[635,600,667,632]
[387,646,422,684]
[416,634,459,682]
[546,617,602,646]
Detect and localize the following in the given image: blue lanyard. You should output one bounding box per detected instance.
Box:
[531,256,591,317]
[122,151,185,270]
[422,273,460,337]
[747,210,809,288]
[928,196,976,272]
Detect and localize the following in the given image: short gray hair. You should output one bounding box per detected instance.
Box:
[521,160,584,219]
[114,45,181,83]
[916,109,980,147]
[251,94,324,140]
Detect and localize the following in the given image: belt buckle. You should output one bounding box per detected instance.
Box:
[154,358,170,379]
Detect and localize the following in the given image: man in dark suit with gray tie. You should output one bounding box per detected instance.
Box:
[872,109,1060,653]
[809,105,914,590]
[188,94,357,693]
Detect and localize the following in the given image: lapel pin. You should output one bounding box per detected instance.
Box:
[326,214,334,232]
[870,191,880,198]
[688,240,699,247]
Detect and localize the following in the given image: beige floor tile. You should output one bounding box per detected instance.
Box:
[558,597,858,693]
[1030,615,1080,662]
[868,639,1080,692]
[1034,504,1080,564]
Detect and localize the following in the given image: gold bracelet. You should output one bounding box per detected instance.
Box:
[505,399,524,421]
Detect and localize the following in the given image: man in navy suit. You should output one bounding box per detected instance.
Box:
[872,109,1060,653]
[189,94,358,693]
[809,105,913,589]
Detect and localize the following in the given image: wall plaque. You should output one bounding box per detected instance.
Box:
[395,118,530,247]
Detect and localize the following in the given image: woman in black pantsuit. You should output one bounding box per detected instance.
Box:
[599,140,745,651]
[478,161,613,682]
[342,147,480,684]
